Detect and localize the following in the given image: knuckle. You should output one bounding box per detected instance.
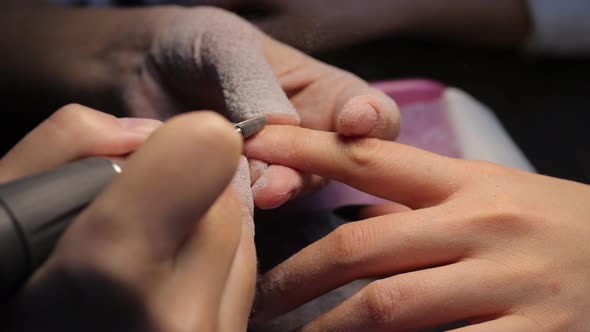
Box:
[462,195,535,238]
[51,104,92,129]
[342,137,381,169]
[52,104,113,133]
[326,223,370,267]
[46,104,107,149]
[362,279,407,325]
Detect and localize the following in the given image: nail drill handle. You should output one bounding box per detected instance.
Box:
[0,158,120,297]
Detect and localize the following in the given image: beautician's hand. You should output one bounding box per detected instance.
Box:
[0,104,160,182]
[2,106,257,332]
[2,4,399,209]
[244,125,590,331]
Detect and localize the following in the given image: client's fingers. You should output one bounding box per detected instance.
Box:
[252,164,303,209]
[264,39,400,140]
[0,104,160,182]
[334,87,400,140]
[249,161,327,209]
[299,261,510,332]
[244,126,464,209]
[253,208,472,322]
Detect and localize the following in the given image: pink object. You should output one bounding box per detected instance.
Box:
[372,79,445,105]
[376,79,461,158]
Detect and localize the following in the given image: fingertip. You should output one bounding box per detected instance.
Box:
[164,111,243,170]
[336,101,379,137]
[252,165,303,209]
[336,93,400,140]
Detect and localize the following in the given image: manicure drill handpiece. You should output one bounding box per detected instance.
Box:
[234,117,267,138]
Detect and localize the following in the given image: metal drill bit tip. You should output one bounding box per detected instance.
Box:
[234,117,267,139]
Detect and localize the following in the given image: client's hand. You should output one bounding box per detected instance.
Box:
[116,6,400,208]
[3,106,256,332]
[244,125,590,331]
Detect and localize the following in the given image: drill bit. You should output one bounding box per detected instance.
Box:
[234,117,267,139]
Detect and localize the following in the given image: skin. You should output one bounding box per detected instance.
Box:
[0,2,400,209]
[244,125,590,331]
[201,0,531,52]
[2,105,256,332]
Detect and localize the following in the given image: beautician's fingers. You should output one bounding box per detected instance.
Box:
[244,125,465,209]
[218,221,257,332]
[219,222,257,331]
[298,261,516,332]
[65,111,242,266]
[58,112,244,329]
[249,161,328,208]
[449,316,535,332]
[219,157,257,332]
[153,185,244,326]
[0,104,160,182]
[296,75,400,139]
[252,207,473,322]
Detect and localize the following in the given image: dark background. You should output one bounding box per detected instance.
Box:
[316,38,590,184]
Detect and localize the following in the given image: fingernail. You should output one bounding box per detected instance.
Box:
[248,159,269,186]
[118,118,162,135]
[337,103,379,137]
[251,172,296,210]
